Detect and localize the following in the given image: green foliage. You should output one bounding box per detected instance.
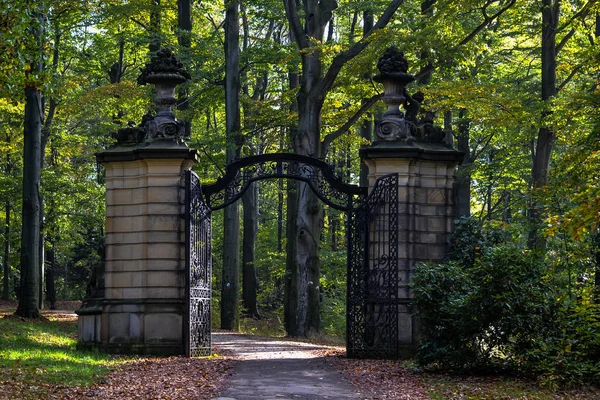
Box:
[320,249,347,338]
[239,312,286,337]
[414,217,600,386]
[520,304,600,388]
[413,248,548,371]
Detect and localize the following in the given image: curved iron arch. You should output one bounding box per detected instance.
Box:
[202,153,367,211]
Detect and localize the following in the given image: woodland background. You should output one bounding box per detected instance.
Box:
[1,0,599,386]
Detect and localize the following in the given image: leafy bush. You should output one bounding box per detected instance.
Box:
[519,304,600,387]
[413,217,600,386]
[413,246,549,371]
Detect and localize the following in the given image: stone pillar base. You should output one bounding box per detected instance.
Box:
[77,145,197,355]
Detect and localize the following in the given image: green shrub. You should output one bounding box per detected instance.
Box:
[413,217,600,386]
[413,246,549,371]
[519,304,600,387]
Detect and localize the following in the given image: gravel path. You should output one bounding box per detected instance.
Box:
[212,331,360,400]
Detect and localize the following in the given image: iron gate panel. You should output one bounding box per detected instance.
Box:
[347,173,399,359]
[185,170,212,357]
[184,153,399,359]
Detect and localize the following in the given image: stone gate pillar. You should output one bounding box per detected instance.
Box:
[77,49,197,355]
[360,47,463,358]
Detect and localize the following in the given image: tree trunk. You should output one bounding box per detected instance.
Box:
[277,162,284,252]
[283,0,402,336]
[149,0,161,52]
[292,98,323,335]
[177,0,192,137]
[284,47,300,334]
[593,227,600,304]
[284,179,298,334]
[288,5,328,333]
[455,109,472,218]
[444,110,454,147]
[16,85,42,318]
[330,213,338,251]
[109,39,125,84]
[2,200,10,300]
[502,191,512,222]
[45,235,56,309]
[177,0,192,48]
[242,184,259,318]
[418,0,436,85]
[291,96,324,335]
[529,0,559,250]
[221,0,241,331]
[38,192,44,309]
[37,31,59,310]
[359,9,373,187]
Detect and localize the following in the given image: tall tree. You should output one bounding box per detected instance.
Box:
[177,0,192,137]
[242,184,259,318]
[149,0,161,52]
[455,108,472,218]
[221,0,242,330]
[282,0,402,336]
[2,193,10,300]
[528,0,560,250]
[16,4,44,318]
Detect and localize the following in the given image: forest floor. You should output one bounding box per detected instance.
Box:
[1,301,599,399]
[217,331,600,399]
[0,301,235,400]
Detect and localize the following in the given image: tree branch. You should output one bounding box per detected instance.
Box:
[471,133,495,160]
[558,63,585,92]
[321,93,382,156]
[457,0,516,47]
[556,28,575,55]
[313,0,403,100]
[415,0,516,81]
[283,0,308,49]
[558,0,595,33]
[129,16,148,30]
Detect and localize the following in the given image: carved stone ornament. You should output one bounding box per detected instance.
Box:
[137,48,191,87]
[377,120,416,142]
[144,113,186,143]
[373,47,447,145]
[134,48,190,145]
[376,46,409,74]
[112,124,145,146]
[373,47,416,143]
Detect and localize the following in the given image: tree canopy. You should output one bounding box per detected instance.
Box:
[0,0,599,384]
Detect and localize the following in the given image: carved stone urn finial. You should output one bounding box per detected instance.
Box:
[137,48,191,144]
[373,46,416,143]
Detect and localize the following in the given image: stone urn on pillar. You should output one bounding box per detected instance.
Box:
[76,49,197,355]
[373,46,416,144]
[360,46,464,358]
[137,48,191,145]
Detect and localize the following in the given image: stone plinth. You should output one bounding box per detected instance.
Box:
[78,144,197,355]
[361,141,463,357]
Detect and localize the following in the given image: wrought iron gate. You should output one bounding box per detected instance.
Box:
[347,173,399,359]
[184,154,399,359]
[184,170,212,357]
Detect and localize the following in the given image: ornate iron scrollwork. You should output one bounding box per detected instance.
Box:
[202,153,366,212]
[185,170,212,357]
[347,173,399,359]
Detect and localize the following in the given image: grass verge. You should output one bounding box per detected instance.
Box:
[0,312,126,398]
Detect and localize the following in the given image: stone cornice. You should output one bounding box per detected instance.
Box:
[360,141,465,163]
[96,144,198,164]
